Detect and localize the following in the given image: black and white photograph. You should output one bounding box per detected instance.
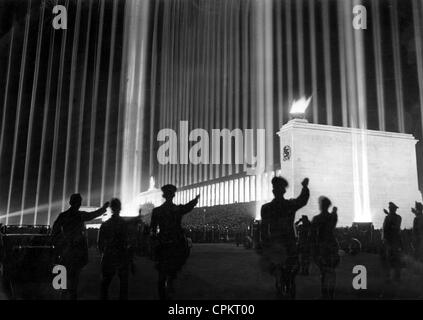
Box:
[0,0,423,307]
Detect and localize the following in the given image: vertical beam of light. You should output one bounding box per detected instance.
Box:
[100,0,118,204]
[158,0,170,187]
[87,0,105,206]
[354,0,367,131]
[75,0,93,193]
[214,4,222,180]
[221,1,228,178]
[209,2,217,181]
[253,0,266,219]
[182,2,191,186]
[285,0,293,104]
[6,0,32,224]
[34,1,57,225]
[296,0,305,96]
[21,0,46,222]
[390,0,405,133]
[47,0,70,225]
[322,0,333,125]
[342,0,371,223]
[248,0,257,179]
[120,0,151,213]
[132,0,149,202]
[337,0,348,127]
[195,1,203,183]
[233,0,241,175]
[343,0,358,128]
[148,0,159,187]
[275,0,284,126]
[173,0,181,185]
[163,1,173,186]
[163,1,172,187]
[371,0,385,131]
[226,2,234,178]
[241,0,250,175]
[62,0,82,210]
[263,0,273,175]
[355,0,371,222]
[114,0,129,196]
[175,1,184,187]
[412,0,423,135]
[253,0,265,142]
[203,3,211,180]
[308,0,318,123]
[0,19,15,190]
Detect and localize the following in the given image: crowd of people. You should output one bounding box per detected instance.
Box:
[47,176,423,301]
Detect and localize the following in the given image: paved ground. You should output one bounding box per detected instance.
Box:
[6,243,423,299]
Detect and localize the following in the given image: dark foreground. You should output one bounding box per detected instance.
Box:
[4,243,423,300]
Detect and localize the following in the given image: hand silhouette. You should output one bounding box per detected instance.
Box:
[301,178,309,187]
[102,202,110,209]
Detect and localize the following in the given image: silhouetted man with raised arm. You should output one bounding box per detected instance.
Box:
[52,193,109,300]
[260,177,309,299]
[151,184,199,300]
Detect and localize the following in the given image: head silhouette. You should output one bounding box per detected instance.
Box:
[389,202,398,214]
[69,193,82,210]
[272,177,288,199]
[162,184,177,202]
[110,198,121,214]
[319,196,332,212]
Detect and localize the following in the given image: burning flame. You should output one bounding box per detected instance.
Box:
[289,97,312,114]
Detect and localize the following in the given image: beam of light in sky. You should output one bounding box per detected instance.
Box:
[120,0,151,216]
[21,0,45,223]
[87,0,105,206]
[47,0,69,226]
[62,0,82,211]
[412,0,423,134]
[34,0,57,226]
[6,0,31,225]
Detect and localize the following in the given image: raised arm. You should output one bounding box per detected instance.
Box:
[291,178,310,211]
[179,195,200,215]
[81,201,109,222]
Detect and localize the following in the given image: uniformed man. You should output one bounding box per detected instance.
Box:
[51,193,109,300]
[382,202,403,281]
[295,215,312,275]
[412,202,423,261]
[98,198,131,300]
[150,184,199,300]
[260,177,310,299]
[311,197,340,300]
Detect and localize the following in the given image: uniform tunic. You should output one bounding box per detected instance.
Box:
[151,199,197,277]
[259,186,309,273]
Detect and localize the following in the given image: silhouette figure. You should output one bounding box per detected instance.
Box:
[382,202,403,281]
[412,202,423,261]
[311,197,340,300]
[98,198,132,300]
[260,177,309,299]
[51,194,109,300]
[295,215,312,275]
[150,184,199,300]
